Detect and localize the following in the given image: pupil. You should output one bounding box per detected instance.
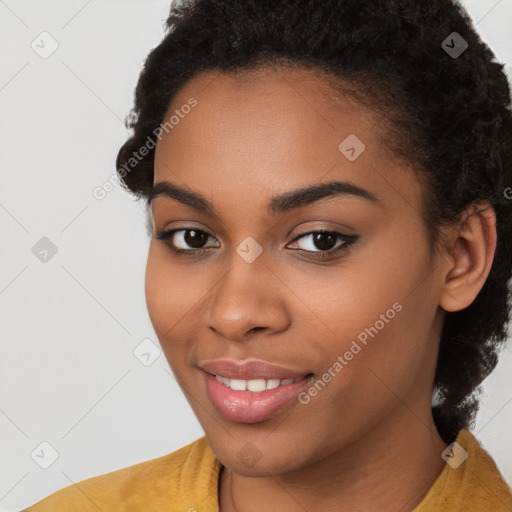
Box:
[313,232,336,251]
[185,230,207,248]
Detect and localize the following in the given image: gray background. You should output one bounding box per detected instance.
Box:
[1,1,511,510]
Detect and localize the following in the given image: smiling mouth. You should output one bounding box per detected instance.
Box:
[211,373,313,392]
[203,370,316,423]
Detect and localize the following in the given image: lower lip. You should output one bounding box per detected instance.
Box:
[203,371,313,423]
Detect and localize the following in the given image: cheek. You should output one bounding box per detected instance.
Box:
[304,232,433,395]
[144,243,201,345]
[145,245,170,333]
[295,245,414,344]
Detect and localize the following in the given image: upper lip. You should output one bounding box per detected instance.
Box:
[200,359,312,380]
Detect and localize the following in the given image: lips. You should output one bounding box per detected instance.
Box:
[199,359,314,423]
[203,372,313,423]
[200,359,311,380]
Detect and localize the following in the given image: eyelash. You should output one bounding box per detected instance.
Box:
[154,228,358,260]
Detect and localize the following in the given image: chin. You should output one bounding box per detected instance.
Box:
[221,451,305,478]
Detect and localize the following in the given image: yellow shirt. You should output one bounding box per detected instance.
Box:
[23,429,512,511]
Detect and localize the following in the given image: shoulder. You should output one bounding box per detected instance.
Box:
[416,429,512,512]
[453,429,512,504]
[23,436,221,512]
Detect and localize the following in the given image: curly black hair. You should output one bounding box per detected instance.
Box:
[116,0,512,443]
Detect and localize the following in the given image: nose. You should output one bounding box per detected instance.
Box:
[206,255,290,342]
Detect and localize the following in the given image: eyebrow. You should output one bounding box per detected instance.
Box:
[147,179,381,217]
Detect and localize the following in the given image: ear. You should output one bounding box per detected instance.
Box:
[439,202,497,312]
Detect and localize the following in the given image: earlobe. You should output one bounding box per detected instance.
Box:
[439,203,497,313]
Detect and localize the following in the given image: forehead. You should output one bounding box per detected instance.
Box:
[159,65,375,150]
[153,66,424,219]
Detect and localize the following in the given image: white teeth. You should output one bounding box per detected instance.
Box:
[214,375,305,391]
[230,379,247,391]
[266,379,281,389]
[247,379,267,392]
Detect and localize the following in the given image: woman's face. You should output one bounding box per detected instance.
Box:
[146,67,447,475]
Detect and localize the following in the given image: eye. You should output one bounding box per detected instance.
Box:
[154,228,218,255]
[287,230,358,259]
[154,228,358,260]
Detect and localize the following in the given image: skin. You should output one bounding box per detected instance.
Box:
[145,66,497,512]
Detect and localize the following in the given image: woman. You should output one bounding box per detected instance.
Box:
[24,0,512,510]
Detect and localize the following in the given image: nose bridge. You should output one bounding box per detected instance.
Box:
[206,242,289,340]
